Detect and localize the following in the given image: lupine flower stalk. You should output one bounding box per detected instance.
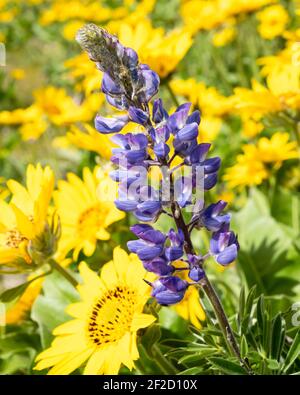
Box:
[76,24,253,374]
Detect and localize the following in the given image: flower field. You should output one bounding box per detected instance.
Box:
[0,0,300,376]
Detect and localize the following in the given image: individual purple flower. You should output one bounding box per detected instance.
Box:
[150,277,188,305]
[210,224,239,266]
[142,257,174,276]
[167,103,192,133]
[111,133,148,165]
[193,200,231,232]
[165,229,184,261]
[189,266,205,282]
[152,98,168,124]
[134,186,161,222]
[174,176,193,208]
[150,124,170,159]
[127,224,166,261]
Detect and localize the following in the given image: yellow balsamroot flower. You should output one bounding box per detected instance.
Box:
[117,21,193,79]
[0,200,31,266]
[174,286,205,329]
[241,115,264,138]
[5,276,44,324]
[180,0,277,34]
[34,247,156,375]
[10,68,26,80]
[212,21,237,47]
[66,124,115,160]
[170,78,199,105]
[224,146,269,188]
[256,4,289,40]
[33,86,93,126]
[232,79,283,118]
[0,164,55,268]
[0,0,17,23]
[0,86,96,140]
[65,53,103,95]
[198,116,223,143]
[224,132,299,188]
[256,132,299,165]
[258,43,300,104]
[39,0,124,26]
[171,78,233,117]
[62,20,85,41]
[54,167,124,259]
[19,118,48,141]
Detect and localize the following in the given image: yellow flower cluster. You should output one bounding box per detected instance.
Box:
[224,133,299,188]
[180,0,277,34]
[0,164,124,270]
[0,86,102,140]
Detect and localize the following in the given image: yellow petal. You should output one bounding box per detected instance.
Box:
[131,313,156,331]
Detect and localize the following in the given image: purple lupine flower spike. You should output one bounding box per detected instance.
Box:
[77,24,239,307]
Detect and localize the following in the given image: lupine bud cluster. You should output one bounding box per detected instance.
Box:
[77,25,239,306]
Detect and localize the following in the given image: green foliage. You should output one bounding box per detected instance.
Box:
[166,287,300,375]
[31,271,79,349]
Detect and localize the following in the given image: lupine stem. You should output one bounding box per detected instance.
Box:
[49,259,78,288]
[169,182,253,375]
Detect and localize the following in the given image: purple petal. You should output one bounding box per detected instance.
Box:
[152,98,168,123]
[216,244,238,265]
[137,245,164,261]
[128,106,149,125]
[115,199,138,211]
[176,122,199,142]
[95,114,129,134]
[204,173,218,190]
[189,143,211,164]
[160,276,188,292]
[187,110,201,125]
[153,290,185,305]
[167,103,191,133]
[101,73,122,95]
[204,157,221,174]
[189,267,205,282]
[127,239,148,253]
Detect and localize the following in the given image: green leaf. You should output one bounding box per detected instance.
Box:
[0,271,50,303]
[238,286,245,327]
[240,335,248,359]
[209,357,246,375]
[141,324,161,358]
[241,286,256,334]
[256,295,265,334]
[271,314,285,360]
[178,367,203,375]
[0,282,31,303]
[283,331,300,373]
[31,271,79,348]
[267,359,280,370]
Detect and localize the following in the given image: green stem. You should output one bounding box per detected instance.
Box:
[152,344,178,375]
[165,81,180,107]
[49,259,78,288]
[169,195,253,374]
